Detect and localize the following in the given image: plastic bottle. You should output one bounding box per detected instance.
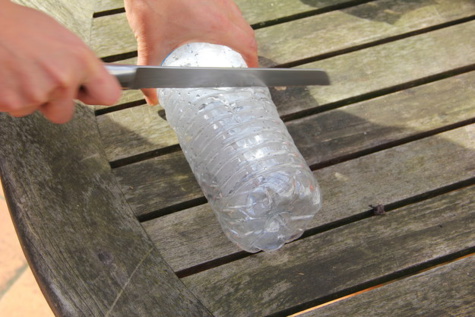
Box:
[158,43,321,253]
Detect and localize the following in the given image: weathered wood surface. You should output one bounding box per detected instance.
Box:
[95,0,123,12]
[181,185,475,316]
[0,109,211,315]
[90,0,475,59]
[98,20,475,162]
[300,255,475,317]
[144,125,475,272]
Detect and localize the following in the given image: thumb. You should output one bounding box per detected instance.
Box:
[141,87,159,106]
[137,44,172,106]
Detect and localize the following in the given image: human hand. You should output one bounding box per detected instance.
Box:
[0,1,121,124]
[124,0,258,105]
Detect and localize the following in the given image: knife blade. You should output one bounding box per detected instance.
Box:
[105,64,330,89]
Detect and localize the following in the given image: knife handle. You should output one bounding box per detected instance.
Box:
[104,64,138,89]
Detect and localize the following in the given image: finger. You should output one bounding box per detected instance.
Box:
[77,65,122,106]
[227,21,259,67]
[240,37,259,68]
[209,24,259,67]
[39,100,75,124]
[198,8,258,68]
[136,44,163,105]
[39,88,76,124]
[230,33,258,67]
[9,106,37,118]
[223,8,259,67]
[141,88,159,106]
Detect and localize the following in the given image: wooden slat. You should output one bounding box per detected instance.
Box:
[90,0,474,59]
[99,20,475,162]
[143,124,475,272]
[181,185,475,316]
[96,104,173,163]
[298,255,475,317]
[0,107,211,316]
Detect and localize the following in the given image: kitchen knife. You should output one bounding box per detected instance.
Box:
[105,64,330,89]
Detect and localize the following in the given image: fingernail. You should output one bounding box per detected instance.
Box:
[146,96,159,106]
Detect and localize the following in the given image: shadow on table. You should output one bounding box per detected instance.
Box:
[300,0,437,24]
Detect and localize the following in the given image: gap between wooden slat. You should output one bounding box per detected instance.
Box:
[102,51,137,63]
[173,179,475,278]
[93,7,125,18]
[95,99,146,116]
[251,0,376,30]
[289,253,475,316]
[109,144,181,169]
[273,251,475,317]
[137,197,208,223]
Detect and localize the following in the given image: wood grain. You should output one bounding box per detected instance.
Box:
[299,255,475,317]
[95,0,123,12]
[182,185,475,316]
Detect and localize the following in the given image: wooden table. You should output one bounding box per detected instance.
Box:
[1,0,474,316]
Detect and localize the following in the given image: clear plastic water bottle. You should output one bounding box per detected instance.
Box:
[158,43,321,253]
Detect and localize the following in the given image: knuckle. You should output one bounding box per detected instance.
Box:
[52,73,72,91]
[24,86,48,106]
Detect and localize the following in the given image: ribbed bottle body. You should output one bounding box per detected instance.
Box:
[158,43,321,252]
